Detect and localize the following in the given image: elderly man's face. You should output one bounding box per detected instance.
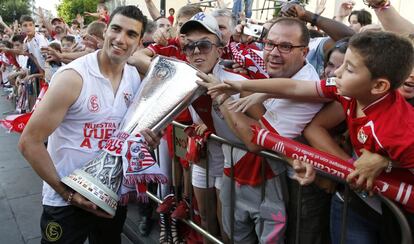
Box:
[263,23,308,78]
[184,30,222,73]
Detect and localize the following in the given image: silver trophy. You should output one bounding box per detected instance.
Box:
[61,56,206,215]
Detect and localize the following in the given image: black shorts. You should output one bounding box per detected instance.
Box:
[40,205,127,244]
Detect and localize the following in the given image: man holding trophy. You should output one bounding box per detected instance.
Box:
[18,6,162,244]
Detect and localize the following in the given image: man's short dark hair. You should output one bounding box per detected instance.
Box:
[61,35,75,43]
[350,31,414,89]
[20,15,34,24]
[109,5,147,37]
[348,9,372,26]
[267,17,310,46]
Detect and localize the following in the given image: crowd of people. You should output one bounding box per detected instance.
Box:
[0,0,413,243]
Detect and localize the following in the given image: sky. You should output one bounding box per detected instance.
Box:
[34,0,60,16]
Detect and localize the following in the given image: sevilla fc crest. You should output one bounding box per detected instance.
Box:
[357,127,368,144]
[125,140,155,173]
[88,95,100,113]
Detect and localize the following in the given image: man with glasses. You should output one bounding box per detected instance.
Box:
[197,17,324,243]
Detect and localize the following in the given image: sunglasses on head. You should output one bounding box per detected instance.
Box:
[183,40,218,56]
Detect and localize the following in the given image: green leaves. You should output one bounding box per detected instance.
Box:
[57,0,99,24]
[0,0,30,24]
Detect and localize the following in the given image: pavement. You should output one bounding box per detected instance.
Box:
[0,92,159,244]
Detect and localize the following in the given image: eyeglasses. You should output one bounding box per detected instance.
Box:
[183,40,217,56]
[263,40,306,53]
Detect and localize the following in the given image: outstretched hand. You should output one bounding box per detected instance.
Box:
[346,149,389,191]
[227,93,268,113]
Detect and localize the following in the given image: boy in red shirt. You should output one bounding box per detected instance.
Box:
[205,31,414,189]
[200,31,414,242]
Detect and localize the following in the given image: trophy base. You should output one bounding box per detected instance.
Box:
[61,169,119,216]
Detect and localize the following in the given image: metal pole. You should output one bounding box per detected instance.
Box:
[160,0,166,17]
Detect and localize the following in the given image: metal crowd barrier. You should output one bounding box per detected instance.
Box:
[145,121,412,244]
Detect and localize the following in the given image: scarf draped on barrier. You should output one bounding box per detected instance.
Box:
[0,82,49,133]
[251,125,414,212]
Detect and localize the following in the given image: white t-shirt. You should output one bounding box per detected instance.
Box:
[43,51,141,206]
[24,32,49,70]
[261,62,323,177]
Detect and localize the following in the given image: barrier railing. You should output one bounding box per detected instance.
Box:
[144,121,412,244]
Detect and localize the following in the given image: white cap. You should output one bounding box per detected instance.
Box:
[180,12,223,43]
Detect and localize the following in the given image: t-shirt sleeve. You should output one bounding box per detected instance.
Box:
[147,44,175,57]
[147,44,160,55]
[318,78,340,100]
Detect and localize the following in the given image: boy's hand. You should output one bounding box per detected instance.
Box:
[292,159,316,185]
[152,28,171,46]
[346,149,389,191]
[228,93,268,113]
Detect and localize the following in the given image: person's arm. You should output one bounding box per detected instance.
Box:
[18,70,112,218]
[373,6,414,34]
[282,4,355,42]
[0,16,13,35]
[303,101,350,160]
[36,7,54,37]
[84,12,100,18]
[128,48,154,76]
[205,76,330,102]
[145,0,162,20]
[43,46,93,64]
[219,96,263,152]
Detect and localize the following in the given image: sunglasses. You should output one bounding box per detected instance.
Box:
[183,40,218,56]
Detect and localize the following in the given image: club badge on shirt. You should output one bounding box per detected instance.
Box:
[357,127,368,144]
[123,91,132,107]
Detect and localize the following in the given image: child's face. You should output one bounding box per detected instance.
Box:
[21,21,35,37]
[61,40,74,52]
[98,6,107,14]
[334,48,373,99]
[13,41,23,51]
[349,14,362,33]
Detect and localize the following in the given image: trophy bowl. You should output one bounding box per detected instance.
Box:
[61,56,206,215]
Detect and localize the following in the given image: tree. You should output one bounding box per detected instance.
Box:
[57,0,99,24]
[0,0,31,24]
